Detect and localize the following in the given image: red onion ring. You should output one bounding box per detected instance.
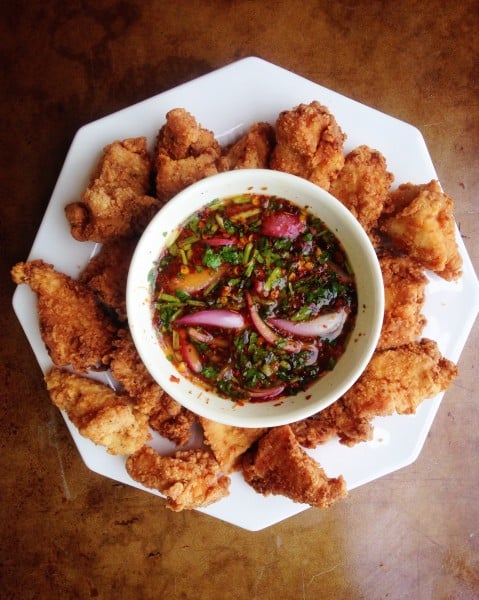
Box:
[245,292,303,353]
[268,309,347,340]
[248,384,285,399]
[180,341,202,373]
[175,309,245,329]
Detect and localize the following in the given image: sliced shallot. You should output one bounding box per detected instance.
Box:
[175,309,245,329]
[268,309,348,341]
[187,327,213,343]
[248,384,285,399]
[180,341,202,373]
[245,292,303,353]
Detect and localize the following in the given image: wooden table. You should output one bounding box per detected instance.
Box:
[2,2,478,598]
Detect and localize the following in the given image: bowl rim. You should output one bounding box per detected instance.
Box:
[127,169,384,428]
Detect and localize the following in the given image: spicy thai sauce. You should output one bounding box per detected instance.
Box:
[153,194,357,402]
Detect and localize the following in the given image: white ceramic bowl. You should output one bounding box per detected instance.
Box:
[127,169,384,428]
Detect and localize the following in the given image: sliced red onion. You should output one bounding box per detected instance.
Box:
[175,309,245,329]
[180,341,202,373]
[248,384,285,399]
[302,343,319,365]
[245,292,302,353]
[187,327,213,343]
[268,309,347,341]
[261,212,306,239]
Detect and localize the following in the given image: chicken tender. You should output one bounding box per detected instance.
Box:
[218,122,275,171]
[155,108,221,202]
[79,238,137,321]
[270,101,346,190]
[200,418,267,473]
[65,137,160,242]
[109,329,195,445]
[126,446,230,511]
[242,426,347,508]
[293,339,457,448]
[329,145,393,237]
[45,368,151,455]
[380,180,462,281]
[290,399,374,448]
[377,254,428,350]
[11,260,116,373]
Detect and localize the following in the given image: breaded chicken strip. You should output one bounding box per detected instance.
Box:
[292,339,457,447]
[200,418,267,473]
[126,446,230,511]
[155,108,221,202]
[45,368,151,455]
[242,425,347,508]
[329,145,393,237]
[79,237,137,322]
[290,399,374,448]
[11,260,116,373]
[65,137,160,242]
[218,122,275,171]
[270,101,346,190]
[380,180,462,281]
[109,329,195,445]
[377,254,428,350]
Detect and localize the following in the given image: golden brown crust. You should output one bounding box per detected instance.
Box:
[380,180,462,281]
[341,339,457,417]
[200,418,267,473]
[270,101,346,190]
[79,237,138,321]
[290,400,374,448]
[125,445,230,511]
[377,254,428,350]
[45,368,151,455]
[218,122,275,171]
[65,137,160,242]
[329,145,394,236]
[242,425,347,508]
[154,108,221,202]
[11,259,117,373]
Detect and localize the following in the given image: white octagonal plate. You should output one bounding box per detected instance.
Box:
[12,57,479,531]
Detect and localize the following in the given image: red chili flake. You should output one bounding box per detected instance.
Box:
[169,375,180,383]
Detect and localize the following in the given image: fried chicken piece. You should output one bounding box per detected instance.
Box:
[126,446,230,511]
[329,145,394,236]
[377,254,428,350]
[242,426,347,508]
[270,101,346,190]
[45,368,151,455]
[109,329,195,445]
[11,260,116,373]
[79,238,137,321]
[148,394,196,447]
[155,108,221,202]
[199,418,267,474]
[290,399,374,448]
[342,339,457,417]
[379,180,462,281]
[218,122,275,171]
[293,339,457,448]
[65,137,160,242]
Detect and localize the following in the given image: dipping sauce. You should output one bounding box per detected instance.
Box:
[153,193,357,402]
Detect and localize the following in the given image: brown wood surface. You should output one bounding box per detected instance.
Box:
[1,2,478,598]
